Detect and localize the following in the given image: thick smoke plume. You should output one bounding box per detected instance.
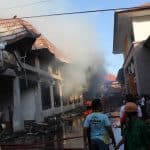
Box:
[31,16,106,97]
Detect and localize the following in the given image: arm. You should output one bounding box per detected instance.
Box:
[104,115,116,146]
[115,139,124,150]
[105,126,116,146]
[83,127,89,148]
[83,116,90,149]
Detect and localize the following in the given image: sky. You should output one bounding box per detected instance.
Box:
[0,0,150,76]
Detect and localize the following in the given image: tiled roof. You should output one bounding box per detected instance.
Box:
[32,35,69,63]
[0,18,68,63]
[142,2,150,7]
[0,18,40,45]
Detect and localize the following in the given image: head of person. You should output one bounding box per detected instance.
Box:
[125,94,135,103]
[125,102,138,118]
[92,99,102,112]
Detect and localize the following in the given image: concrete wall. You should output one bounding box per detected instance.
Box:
[42,102,82,118]
[21,88,36,120]
[134,44,150,95]
[132,16,150,41]
[20,80,82,121]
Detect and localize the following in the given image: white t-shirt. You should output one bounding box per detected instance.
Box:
[120,104,142,118]
[140,97,145,106]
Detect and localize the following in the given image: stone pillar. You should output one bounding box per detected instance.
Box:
[35,56,40,69]
[59,83,63,113]
[35,82,43,122]
[13,77,24,132]
[50,85,54,109]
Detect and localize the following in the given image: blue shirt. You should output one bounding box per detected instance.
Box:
[84,112,111,144]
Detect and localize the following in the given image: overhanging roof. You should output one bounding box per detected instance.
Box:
[0,18,69,63]
[113,4,150,54]
[0,18,40,45]
[32,35,69,63]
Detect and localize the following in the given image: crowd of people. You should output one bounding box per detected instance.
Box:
[83,94,150,150]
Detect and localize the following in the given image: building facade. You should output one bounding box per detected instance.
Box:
[113,4,150,96]
[0,18,82,132]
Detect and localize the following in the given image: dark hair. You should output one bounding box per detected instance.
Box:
[125,94,135,102]
[126,111,138,120]
[92,99,101,110]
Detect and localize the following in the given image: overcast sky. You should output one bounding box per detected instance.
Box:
[0,0,150,76]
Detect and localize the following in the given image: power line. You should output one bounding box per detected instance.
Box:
[20,6,150,19]
[5,0,51,9]
[2,6,150,20]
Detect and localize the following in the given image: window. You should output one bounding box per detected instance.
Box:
[53,84,61,107]
[41,83,51,110]
[63,96,67,106]
[52,63,59,75]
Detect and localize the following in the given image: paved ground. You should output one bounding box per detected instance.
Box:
[63,116,124,150]
[0,115,124,150]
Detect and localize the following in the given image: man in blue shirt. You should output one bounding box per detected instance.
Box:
[83,99,116,150]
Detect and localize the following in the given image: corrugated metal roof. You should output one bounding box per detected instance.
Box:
[32,35,69,63]
[0,18,40,45]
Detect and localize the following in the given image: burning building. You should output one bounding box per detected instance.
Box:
[0,18,82,132]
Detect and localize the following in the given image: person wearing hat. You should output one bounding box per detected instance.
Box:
[115,102,150,150]
[83,99,116,150]
[119,94,142,137]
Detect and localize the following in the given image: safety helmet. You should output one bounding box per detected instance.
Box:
[125,102,138,112]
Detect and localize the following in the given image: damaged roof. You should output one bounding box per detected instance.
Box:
[0,18,40,45]
[32,35,69,63]
[0,18,68,63]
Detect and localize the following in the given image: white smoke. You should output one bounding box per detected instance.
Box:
[0,0,107,97]
[30,15,106,96]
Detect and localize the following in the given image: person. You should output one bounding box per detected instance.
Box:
[115,102,150,150]
[83,99,116,150]
[145,95,150,118]
[139,95,146,119]
[120,94,142,135]
[120,94,142,121]
[8,106,13,133]
[0,108,4,132]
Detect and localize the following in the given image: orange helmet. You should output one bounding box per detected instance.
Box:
[125,102,138,112]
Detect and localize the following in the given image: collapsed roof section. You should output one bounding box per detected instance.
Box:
[0,18,40,45]
[32,35,69,63]
[0,18,68,63]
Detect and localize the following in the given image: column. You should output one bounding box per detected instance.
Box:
[13,77,24,132]
[50,85,54,110]
[35,56,40,69]
[35,82,43,122]
[59,83,63,113]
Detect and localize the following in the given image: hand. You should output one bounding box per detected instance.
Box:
[114,145,119,150]
[113,143,116,147]
[84,142,88,150]
[112,139,116,147]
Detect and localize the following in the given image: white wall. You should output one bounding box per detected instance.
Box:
[21,88,36,120]
[132,16,150,41]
